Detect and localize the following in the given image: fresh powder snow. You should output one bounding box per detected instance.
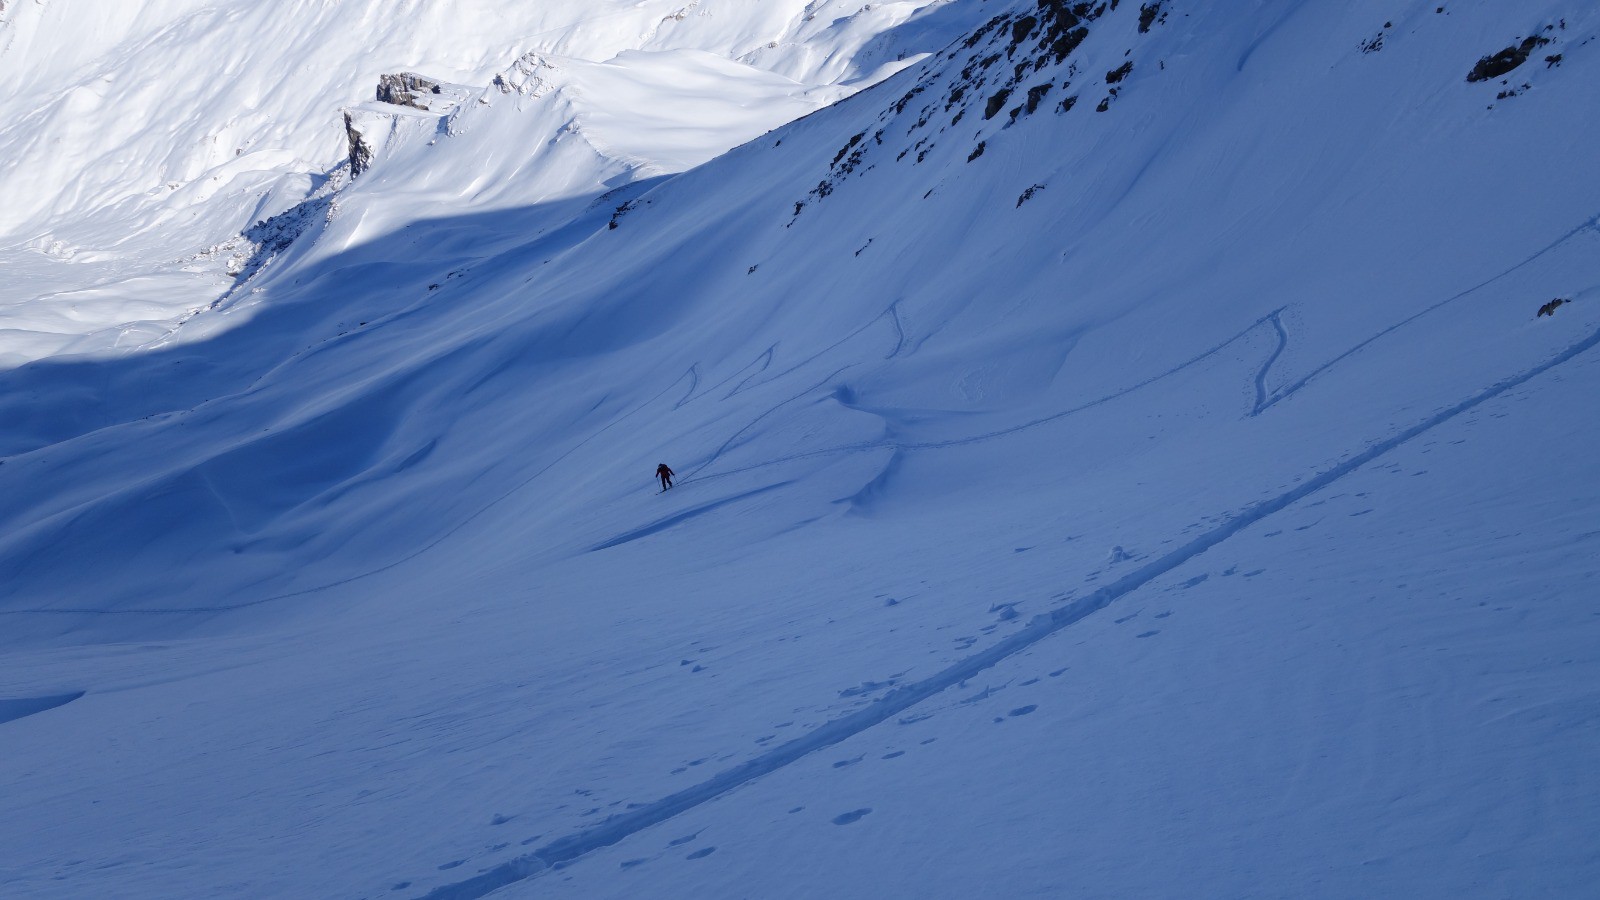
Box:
[2,1,1598,898]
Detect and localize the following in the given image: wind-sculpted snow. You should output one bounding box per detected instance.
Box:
[419,319,1600,900]
[3,2,1600,898]
[0,0,974,364]
[0,692,84,726]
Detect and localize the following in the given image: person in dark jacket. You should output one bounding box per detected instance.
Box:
[656,463,675,491]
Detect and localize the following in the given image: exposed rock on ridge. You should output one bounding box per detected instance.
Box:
[376,72,444,109]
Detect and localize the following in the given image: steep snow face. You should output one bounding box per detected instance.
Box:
[3,1,1600,898]
[0,0,961,235]
[0,0,984,364]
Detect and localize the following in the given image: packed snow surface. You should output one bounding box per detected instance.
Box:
[3,1,1599,898]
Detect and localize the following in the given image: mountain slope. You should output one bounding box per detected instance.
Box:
[0,0,982,364]
[2,1,1598,897]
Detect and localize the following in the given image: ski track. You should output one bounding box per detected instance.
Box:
[0,299,1281,617]
[885,301,907,359]
[1258,211,1600,413]
[724,346,776,399]
[409,324,1600,900]
[700,210,1600,482]
[1251,309,1288,416]
[694,306,1287,481]
[0,303,897,617]
[704,206,1597,477]
[684,364,856,480]
[671,364,700,409]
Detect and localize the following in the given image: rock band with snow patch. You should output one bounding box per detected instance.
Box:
[1537,297,1569,317]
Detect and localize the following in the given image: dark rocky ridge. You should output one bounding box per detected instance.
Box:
[344,111,377,176]
[793,0,1149,220]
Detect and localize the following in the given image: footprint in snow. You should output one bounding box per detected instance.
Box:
[1136,630,1160,638]
[832,808,872,825]
[686,847,716,860]
[960,685,1002,704]
[1008,705,1037,717]
[839,680,895,698]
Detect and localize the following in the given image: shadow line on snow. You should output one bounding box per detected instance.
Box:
[10,207,1590,623]
[0,691,85,725]
[0,371,689,618]
[0,186,695,619]
[589,481,792,552]
[410,323,1600,900]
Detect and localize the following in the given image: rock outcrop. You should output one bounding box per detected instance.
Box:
[344,110,380,176]
[1467,34,1550,82]
[492,52,558,97]
[376,72,443,109]
[344,72,469,176]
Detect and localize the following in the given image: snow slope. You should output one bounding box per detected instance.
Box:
[3,1,1599,897]
[0,0,982,364]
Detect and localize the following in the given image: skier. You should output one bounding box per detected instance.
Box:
[656,462,675,491]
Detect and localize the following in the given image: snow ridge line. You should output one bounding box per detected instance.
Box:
[413,324,1600,900]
